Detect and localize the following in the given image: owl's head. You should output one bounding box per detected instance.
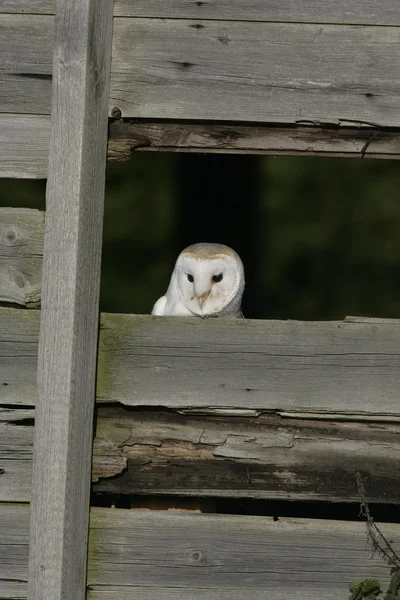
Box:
[174,243,245,316]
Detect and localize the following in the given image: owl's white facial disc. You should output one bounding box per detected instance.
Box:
[176,252,243,316]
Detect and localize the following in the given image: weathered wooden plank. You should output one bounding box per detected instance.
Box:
[27,1,114,599]
[0,14,53,115]
[3,405,400,503]
[0,308,39,405]
[110,19,400,126]
[98,313,400,416]
[0,115,50,178]
[3,14,400,128]
[3,308,400,417]
[0,209,43,307]
[109,120,400,160]
[2,0,399,27]
[0,408,126,502]
[113,0,400,26]
[2,505,400,599]
[0,0,54,13]
[93,407,400,503]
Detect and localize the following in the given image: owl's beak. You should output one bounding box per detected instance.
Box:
[197,291,210,308]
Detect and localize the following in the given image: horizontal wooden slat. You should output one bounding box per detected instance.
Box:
[2,0,399,26]
[93,407,400,503]
[0,0,54,13]
[0,209,43,306]
[111,19,400,126]
[2,307,400,418]
[4,404,400,503]
[1,505,399,599]
[109,120,400,159]
[0,115,50,178]
[113,0,400,25]
[3,14,400,128]
[0,14,53,115]
[0,407,126,502]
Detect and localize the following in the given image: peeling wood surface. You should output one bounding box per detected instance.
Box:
[1,505,400,599]
[0,209,43,307]
[109,120,400,160]
[110,18,400,125]
[0,115,50,178]
[2,307,400,417]
[93,407,400,503]
[2,405,400,503]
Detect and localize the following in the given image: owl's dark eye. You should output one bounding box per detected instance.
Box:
[212,273,223,283]
[187,274,194,283]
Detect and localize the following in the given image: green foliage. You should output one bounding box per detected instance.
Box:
[348,571,400,600]
[349,579,382,600]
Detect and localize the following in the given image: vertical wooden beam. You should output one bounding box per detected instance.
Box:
[28,1,113,599]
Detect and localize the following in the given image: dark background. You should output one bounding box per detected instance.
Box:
[3,152,400,322]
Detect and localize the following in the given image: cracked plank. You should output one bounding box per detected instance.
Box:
[2,405,400,503]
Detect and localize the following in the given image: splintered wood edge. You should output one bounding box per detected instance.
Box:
[108,121,400,160]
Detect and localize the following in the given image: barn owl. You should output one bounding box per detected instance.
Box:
[152,243,245,317]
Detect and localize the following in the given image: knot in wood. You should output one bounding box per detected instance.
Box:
[3,227,18,246]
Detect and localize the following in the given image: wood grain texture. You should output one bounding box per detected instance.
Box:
[113,0,400,26]
[0,115,50,178]
[27,1,114,599]
[3,14,400,128]
[109,120,400,159]
[0,308,39,406]
[2,505,400,599]
[3,0,399,26]
[0,14,53,115]
[0,408,126,502]
[110,18,400,125]
[3,404,400,504]
[93,407,400,503]
[98,313,400,416]
[0,209,43,306]
[3,308,400,418]
[0,0,54,13]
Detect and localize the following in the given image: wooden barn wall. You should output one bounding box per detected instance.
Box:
[2,208,400,508]
[2,1,400,176]
[2,505,400,600]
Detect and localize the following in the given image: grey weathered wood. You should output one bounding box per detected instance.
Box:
[3,308,400,417]
[93,407,400,503]
[0,14,53,115]
[113,0,400,26]
[2,505,400,599]
[4,404,400,503]
[0,209,43,306]
[0,115,50,178]
[3,0,399,26]
[0,308,39,406]
[3,14,400,128]
[110,19,400,126]
[28,1,114,599]
[109,120,400,160]
[98,313,400,416]
[0,0,54,13]
[0,408,126,502]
